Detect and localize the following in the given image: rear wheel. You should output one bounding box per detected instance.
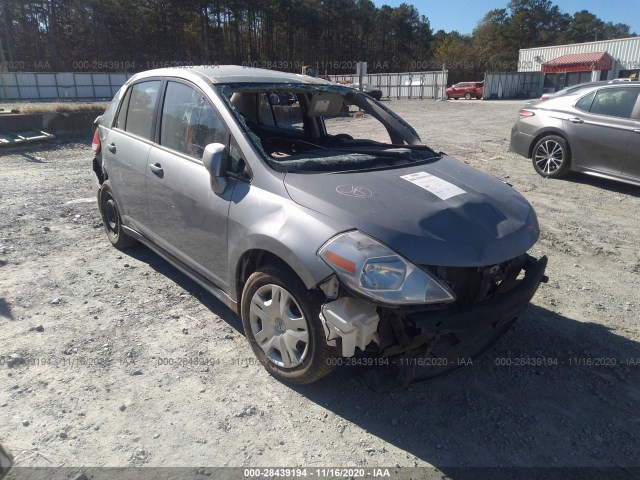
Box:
[241,265,337,385]
[532,135,571,178]
[99,181,137,249]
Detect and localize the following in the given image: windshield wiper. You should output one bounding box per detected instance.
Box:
[330,146,440,161]
[333,142,438,153]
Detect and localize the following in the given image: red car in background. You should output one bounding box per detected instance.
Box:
[446,81,484,100]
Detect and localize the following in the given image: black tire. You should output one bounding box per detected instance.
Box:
[98,180,137,249]
[464,92,472,100]
[241,265,337,385]
[453,97,458,100]
[531,135,571,178]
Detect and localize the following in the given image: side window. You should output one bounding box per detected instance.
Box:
[228,136,247,177]
[115,87,132,130]
[575,91,595,112]
[125,81,161,139]
[160,81,228,159]
[589,87,640,119]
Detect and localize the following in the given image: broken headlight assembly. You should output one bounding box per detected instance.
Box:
[318,230,455,305]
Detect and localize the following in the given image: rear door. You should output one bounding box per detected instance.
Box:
[145,80,241,289]
[621,92,640,179]
[563,87,640,174]
[103,79,161,234]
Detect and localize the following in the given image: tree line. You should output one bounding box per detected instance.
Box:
[0,0,635,82]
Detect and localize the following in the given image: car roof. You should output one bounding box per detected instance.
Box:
[129,65,334,86]
[550,79,639,96]
[570,82,639,95]
[533,81,640,109]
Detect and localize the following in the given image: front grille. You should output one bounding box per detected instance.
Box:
[424,255,526,305]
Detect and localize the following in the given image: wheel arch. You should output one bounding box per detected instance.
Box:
[232,245,332,314]
[528,129,572,160]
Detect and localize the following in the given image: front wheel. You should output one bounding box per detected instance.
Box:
[532,135,571,178]
[241,266,337,385]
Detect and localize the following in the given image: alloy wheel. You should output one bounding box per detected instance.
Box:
[534,139,564,175]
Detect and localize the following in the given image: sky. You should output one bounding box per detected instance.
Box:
[372,0,640,36]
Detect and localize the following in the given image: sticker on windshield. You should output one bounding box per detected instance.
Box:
[400,172,466,200]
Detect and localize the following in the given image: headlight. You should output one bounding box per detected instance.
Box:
[317,230,455,305]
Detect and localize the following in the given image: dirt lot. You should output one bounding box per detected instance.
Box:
[1,99,639,476]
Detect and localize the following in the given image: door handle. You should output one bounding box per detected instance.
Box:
[568,117,584,124]
[107,143,116,153]
[149,163,164,177]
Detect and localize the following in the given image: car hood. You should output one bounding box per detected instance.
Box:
[283,156,539,267]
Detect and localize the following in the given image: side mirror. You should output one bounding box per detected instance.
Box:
[202,143,228,194]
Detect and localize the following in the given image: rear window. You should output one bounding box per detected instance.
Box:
[575,91,596,112]
[117,80,161,140]
[258,91,303,132]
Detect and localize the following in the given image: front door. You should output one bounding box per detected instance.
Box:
[145,80,236,289]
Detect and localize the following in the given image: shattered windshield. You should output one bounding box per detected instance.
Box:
[215,82,439,173]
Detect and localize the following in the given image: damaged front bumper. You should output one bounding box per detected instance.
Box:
[321,254,548,390]
[389,254,548,355]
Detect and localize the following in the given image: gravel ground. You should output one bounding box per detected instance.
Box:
[0,99,639,475]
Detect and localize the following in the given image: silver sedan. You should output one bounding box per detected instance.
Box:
[510,82,640,186]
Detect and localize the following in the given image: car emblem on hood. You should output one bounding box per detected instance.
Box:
[336,184,373,198]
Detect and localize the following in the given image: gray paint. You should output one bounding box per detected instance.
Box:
[510,83,640,186]
[284,157,539,267]
[98,66,542,307]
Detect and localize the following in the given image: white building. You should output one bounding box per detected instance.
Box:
[517,36,640,93]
